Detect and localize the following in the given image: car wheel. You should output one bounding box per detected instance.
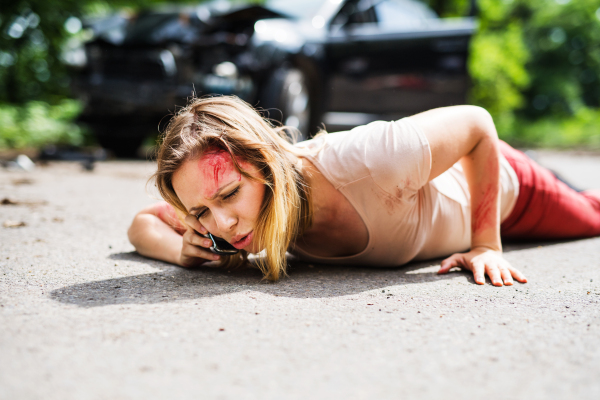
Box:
[262,67,311,141]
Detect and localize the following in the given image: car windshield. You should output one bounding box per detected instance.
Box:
[263,0,326,19]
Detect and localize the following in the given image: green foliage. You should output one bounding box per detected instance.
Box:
[0,100,86,148]
[465,0,529,135]
[3,0,600,149]
[469,21,530,133]
[0,0,197,149]
[421,0,473,17]
[0,1,80,104]
[0,0,195,105]
[505,109,600,149]
[463,0,600,147]
[417,0,600,147]
[521,0,600,119]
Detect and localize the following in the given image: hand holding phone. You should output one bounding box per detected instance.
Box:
[179,214,238,267]
[201,233,239,255]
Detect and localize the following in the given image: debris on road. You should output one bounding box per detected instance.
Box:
[1,198,47,207]
[11,178,34,185]
[15,154,36,171]
[3,220,26,228]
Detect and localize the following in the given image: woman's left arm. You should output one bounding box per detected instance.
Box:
[409,105,527,286]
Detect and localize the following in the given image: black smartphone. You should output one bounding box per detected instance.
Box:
[202,233,239,255]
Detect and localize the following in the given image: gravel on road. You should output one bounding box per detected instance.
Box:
[1,153,599,400]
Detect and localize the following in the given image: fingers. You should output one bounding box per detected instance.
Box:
[509,266,528,283]
[439,254,467,274]
[184,228,213,249]
[481,260,524,287]
[180,227,221,266]
[184,214,208,235]
[497,258,524,286]
[439,251,528,287]
[498,265,514,286]
[485,263,503,287]
[182,241,220,262]
[472,260,486,285]
[496,258,515,286]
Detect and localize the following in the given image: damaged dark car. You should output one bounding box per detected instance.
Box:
[68,0,476,156]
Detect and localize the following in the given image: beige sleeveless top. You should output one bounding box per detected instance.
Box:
[290,118,520,266]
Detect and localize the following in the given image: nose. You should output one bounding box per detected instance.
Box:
[212,207,237,235]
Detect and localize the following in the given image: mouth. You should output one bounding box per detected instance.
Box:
[231,231,253,250]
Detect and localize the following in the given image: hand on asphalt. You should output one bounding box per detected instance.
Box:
[438,247,527,286]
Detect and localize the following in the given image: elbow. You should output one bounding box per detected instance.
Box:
[127,215,139,250]
[127,213,148,250]
[471,106,498,140]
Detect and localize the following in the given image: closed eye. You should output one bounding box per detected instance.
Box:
[195,187,240,220]
[223,187,239,200]
[195,209,207,220]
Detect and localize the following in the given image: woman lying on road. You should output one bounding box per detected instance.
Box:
[128,96,600,284]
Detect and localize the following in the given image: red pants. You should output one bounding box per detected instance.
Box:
[499,141,600,240]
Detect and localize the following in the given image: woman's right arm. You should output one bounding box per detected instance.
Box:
[409,105,526,286]
[127,202,220,266]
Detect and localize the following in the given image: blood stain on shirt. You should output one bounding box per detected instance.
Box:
[395,187,404,199]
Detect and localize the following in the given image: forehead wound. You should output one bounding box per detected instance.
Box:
[198,150,241,196]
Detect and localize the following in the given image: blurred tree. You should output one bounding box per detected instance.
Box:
[0,0,80,104]
[468,0,531,133]
[468,0,600,145]
[0,0,195,105]
[521,0,600,119]
[419,1,529,132]
[427,0,600,147]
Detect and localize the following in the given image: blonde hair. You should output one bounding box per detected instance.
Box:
[152,95,313,281]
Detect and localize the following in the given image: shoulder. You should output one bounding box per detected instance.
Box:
[295,119,430,190]
[294,125,376,187]
[407,105,492,134]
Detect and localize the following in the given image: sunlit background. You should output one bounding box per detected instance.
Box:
[1,0,600,158]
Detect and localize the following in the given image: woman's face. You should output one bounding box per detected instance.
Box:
[172,149,266,253]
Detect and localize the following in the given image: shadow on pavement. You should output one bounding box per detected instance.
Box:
[49,239,571,308]
[502,237,583,251]
[50,252,467,308]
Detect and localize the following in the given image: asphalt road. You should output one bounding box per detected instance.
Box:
[1,151,599,400]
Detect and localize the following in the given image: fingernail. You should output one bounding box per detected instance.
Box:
[213,255,220,260]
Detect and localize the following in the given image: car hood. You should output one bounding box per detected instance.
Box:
[87,3,290,46]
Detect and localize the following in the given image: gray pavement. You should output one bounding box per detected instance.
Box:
[1,152,599,400]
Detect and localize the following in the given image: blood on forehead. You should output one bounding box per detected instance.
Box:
[198,149,242,198]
